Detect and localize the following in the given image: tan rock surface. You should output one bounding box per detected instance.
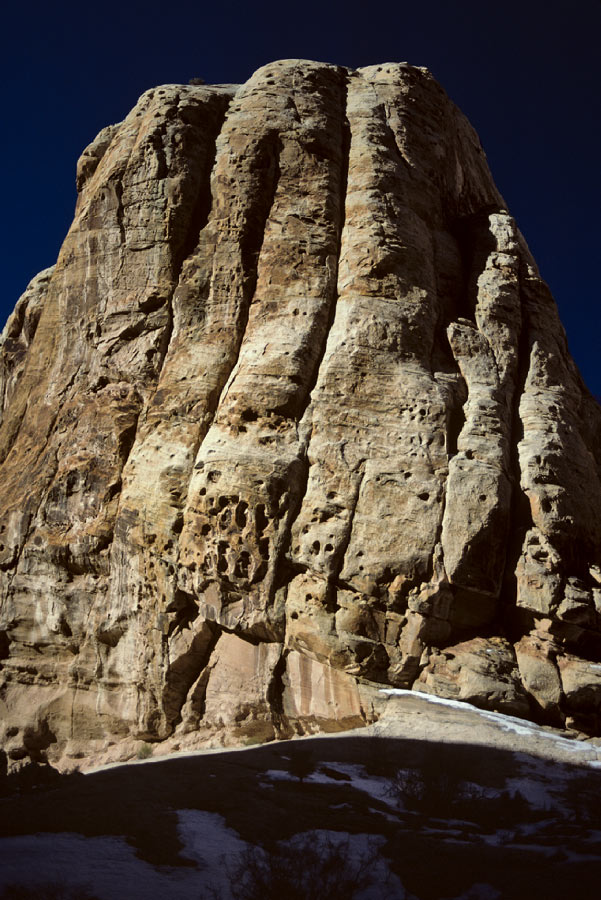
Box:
[0,60,600,769]
[416,637,530,717]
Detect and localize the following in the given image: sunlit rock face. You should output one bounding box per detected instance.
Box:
[1,60,600,769]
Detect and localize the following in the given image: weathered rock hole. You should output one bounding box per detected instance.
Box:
[233,551,249,579]
[235,501,248,528]
[291,612,299,619]
[208,470,221,483]
[200,524,210,536]
[418,492,429,501]
[311,540,321,554]
[256,504,268,533]
[325,543,334,552]
[199,487,207,496]
[173,514,184,534]
[258,537,269,558]
[355,644,372,662]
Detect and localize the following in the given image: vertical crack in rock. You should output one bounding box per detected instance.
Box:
[331,466,366,589]
[294,70,351,431]
[162,615,220,733]
[279,68,351,574]
[441,211,521,629]
[499,269,536,625]
[114,178,126,247]
[267,647,290,737]
[177,61,350,653]
[196,127,283,427]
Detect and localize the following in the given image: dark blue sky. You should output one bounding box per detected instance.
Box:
[2,0,600,395]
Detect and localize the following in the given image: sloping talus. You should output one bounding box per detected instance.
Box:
[1,60,600,770]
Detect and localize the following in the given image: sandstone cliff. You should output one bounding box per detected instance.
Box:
[1,60,600,769]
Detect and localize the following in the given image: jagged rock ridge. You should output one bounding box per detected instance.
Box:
[1,60,600,769]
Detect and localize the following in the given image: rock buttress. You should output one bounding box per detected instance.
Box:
[1,60,600,769]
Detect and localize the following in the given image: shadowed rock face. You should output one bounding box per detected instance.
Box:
[1,60,600,769]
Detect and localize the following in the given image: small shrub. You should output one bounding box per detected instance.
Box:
[287,748,315,783]
[389,766,448,814]
[188,77,205,85]
[137,743,153,760]
[387,763,543,831]
[363,737,395,777]
[223,834,388,900]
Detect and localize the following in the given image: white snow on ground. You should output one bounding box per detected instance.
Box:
[504,775,557,808]
[379,689,601,763]
[0,832,208,900]
[263,759,563,819]
[313,763,394,805]
[263,767,295,780]
[0,813,255,900]
[177,809,251,899]
[262,763,395,807]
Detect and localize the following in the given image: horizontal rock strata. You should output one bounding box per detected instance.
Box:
[1,60,600,769]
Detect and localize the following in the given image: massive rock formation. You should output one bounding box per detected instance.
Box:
[1,60,600,769]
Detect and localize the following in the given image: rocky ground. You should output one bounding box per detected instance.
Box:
[1,693,600,899]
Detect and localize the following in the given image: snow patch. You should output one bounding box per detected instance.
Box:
[380,688,601,763]
[0,833,204,900]
[177,809,249,899]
